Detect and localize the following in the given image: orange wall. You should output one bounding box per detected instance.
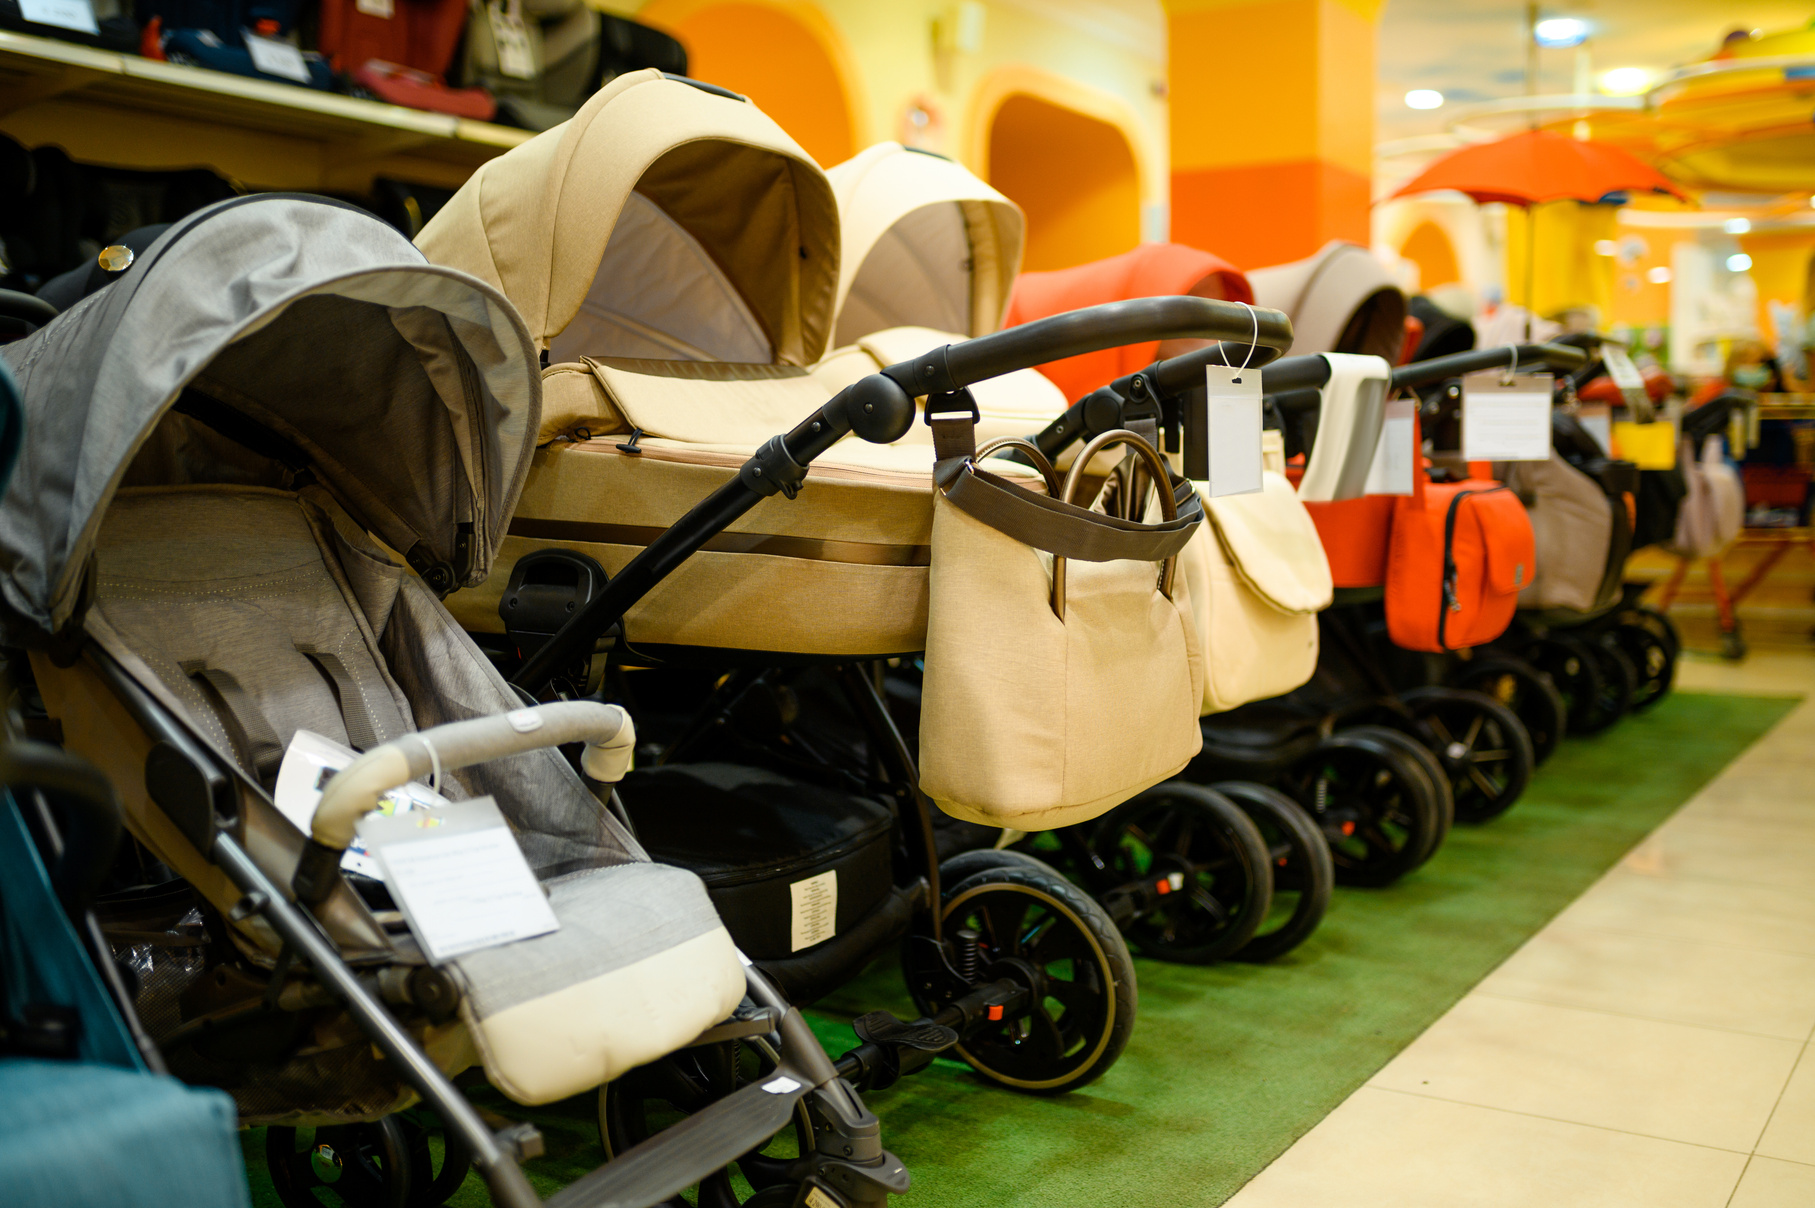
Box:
[987,93,1141,271]
[1741,229,1815,339]
[1400,221,1460,289]
[639,1,856,166]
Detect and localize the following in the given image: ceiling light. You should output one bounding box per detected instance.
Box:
[1725,218,1751,234]
[1647,266,1672,284]
[1599,67,1653,96]
[1405,89,1444,110]
[1727,253,1753,272]
[1534,17,1590,48]
[1593,240,1618,256]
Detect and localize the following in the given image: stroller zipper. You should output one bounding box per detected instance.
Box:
[1436,485,1509,650]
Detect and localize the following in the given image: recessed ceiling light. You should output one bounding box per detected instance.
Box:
[1647,266,1672,284]
[1405,89,1444,110]
[1725,218,1752,234]
[1727,253,1753,272]
[1593,240,1618,256]
[1599,67,1653,96]
[1534,17,1590,47]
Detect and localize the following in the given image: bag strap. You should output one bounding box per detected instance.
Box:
[181,662,285,784]
[295,645,384,753]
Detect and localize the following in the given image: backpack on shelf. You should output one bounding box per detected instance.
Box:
[139,0,336,89]
[316,0,495,118]
[454,0,683,130]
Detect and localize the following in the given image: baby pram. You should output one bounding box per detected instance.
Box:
[417,76,1292,1092]
[0,195,906,1208]
[1247,240,1409,365]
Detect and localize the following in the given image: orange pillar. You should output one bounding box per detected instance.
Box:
[1166,0,1381,271]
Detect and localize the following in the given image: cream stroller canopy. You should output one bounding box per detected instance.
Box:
[1248,240,1407,364]
[828,141,1024,345]
[0,195,538,637]
[417,69,840,368]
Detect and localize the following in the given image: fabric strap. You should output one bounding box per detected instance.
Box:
[181,661,285,783]
[296,645,381,752]
[931,412,1201,562]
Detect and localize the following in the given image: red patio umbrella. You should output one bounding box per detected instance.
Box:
[1391,129,1689,335]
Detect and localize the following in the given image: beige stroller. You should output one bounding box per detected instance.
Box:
[1248,240,1408,363]
[0,195,906,1208]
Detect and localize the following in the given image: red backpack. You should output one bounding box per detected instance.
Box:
[1385,474,1535,652]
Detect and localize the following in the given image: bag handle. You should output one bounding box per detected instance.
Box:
[976,437,1063,497]
[1052,429,1180,620]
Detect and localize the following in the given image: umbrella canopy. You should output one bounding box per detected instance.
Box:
[417,68,839,368]
[0,195,539,637]
[827,142,1024,345]
[1002,243,1253,401]
[1391,129,1687,207]
[1246,241,1406,363]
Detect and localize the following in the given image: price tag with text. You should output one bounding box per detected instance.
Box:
[244,31,312,83]
[19,0,98,33]
[1202,364,1262,497]
[487,2,536,79]
[1462,371,1552,462]
[1362,396,1417,495]
[1601,344,1651,415]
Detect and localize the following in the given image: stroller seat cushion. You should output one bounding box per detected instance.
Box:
[452,860,744,1104]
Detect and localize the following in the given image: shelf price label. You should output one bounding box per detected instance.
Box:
[19,0,99,33]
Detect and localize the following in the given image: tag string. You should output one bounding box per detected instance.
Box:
[1501,342,1520,386]
[1217,302,1261,384]
[423,736,442,797]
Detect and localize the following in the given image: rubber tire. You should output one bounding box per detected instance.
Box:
[1286,731,1445,887]
[1611,618,1676,712]
[1585,636,1637,730]
[1343,723,1455,850]
[1214,781,1334,962]
[1450,657,1569,765]
[1531,634,1614,736]
[1630,605,1681,660]
[1087,783,1274,964]
[1393,687,1535,824]
[926,861,1137,1095]
[266,1120,412,1208]
[938,847,1052,887]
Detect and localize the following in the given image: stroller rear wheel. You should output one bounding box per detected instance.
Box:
[1343,724,1455,847]
[1392,689,1534,824]
[265,1118,412,1208]
[1584,636,1637,729]
[1450,658,1568,764]
[1080,783,1273,964]
[1212,781,1333,963]
[906,861,1136,1094]
[1284,731,1444,887]
[1530,635,1616,736]
[1611,617,1675,712]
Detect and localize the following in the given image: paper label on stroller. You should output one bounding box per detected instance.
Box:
[243,32,313,83]
[1363,397,1416,495]
[1461,372,1552,462]
[1578,403,1612,454]
[1601,345,1650,413]
[789,870,837,952]
[1203,365,1263,498]
[18,0,98,33]
[361,797,560,962]
[274,730,451,880]
[486,3,537,79]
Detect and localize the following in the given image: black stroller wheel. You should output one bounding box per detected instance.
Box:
[1284,731,1443,887]
[1212,781,1334,963]
[1082,783,1273,964]
[1343,724,1455,847]
[937,846,1053,885]
[600,1041,811,1204]
[1393,688,1534,824]
[266,1119,412,1208]
[1611,617,1676,712]
[1530,635,1615,735]
[1630,605,1682,660]
[1586,636,1637,727]
[909,862,1136,1094]
[392,1110,472,1207]
[1450,657,1568,764]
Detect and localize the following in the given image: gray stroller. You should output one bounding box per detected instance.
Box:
[0,196,903,1208]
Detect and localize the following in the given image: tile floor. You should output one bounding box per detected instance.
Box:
[1225,648,1815,1207]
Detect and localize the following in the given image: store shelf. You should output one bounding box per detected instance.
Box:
[0,30,529,193]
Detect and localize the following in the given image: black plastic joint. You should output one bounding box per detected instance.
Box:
[883,344,956,397]
[922,388,980,427]
[291,838,342,909]
[739,435,808,500]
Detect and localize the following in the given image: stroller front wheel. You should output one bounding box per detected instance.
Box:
[1450,658,1568,764]
[1211,781,1334,963]
[264,1118,413,1208]
[1393,689,1534,824]
[1284,732,1444,887]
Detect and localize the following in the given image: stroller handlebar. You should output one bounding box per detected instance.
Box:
[292,701,635,906]
[1389,343,1588,390]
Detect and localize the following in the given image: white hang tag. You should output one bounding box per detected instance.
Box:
[789,869,837,952]
[1202,364,1263,497]
[273,730,451,880]
[355,0,393,16]
[1577,403,1612,454]
[1362,397,1416,496]
[243,32,312,83]
[361,796,558,962]
[18,0,98,33]
[1462,371,1552,462]
[487,3,536,79]
[1600,344,1650,414]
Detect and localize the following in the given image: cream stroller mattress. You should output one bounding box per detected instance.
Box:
[449,356,1048,656]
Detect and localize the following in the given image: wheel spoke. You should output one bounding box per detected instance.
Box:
[1426,715,1454,745]
[1462,713,1484,748]
[1469,749,1509,762]
[971,893,1036,955]
[1358,823,1400,857]
[1467,765,1502,799]
[1187,887,1231,925]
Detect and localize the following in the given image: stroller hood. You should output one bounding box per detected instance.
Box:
[0,194,539,637]
[416,68,840,367]
[1002,242,1253,401]
[1247,240,1406,363]
[828,141,1023,344]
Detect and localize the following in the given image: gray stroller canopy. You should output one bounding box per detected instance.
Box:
[0,195,539,636]
[1248,240,1407,363]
